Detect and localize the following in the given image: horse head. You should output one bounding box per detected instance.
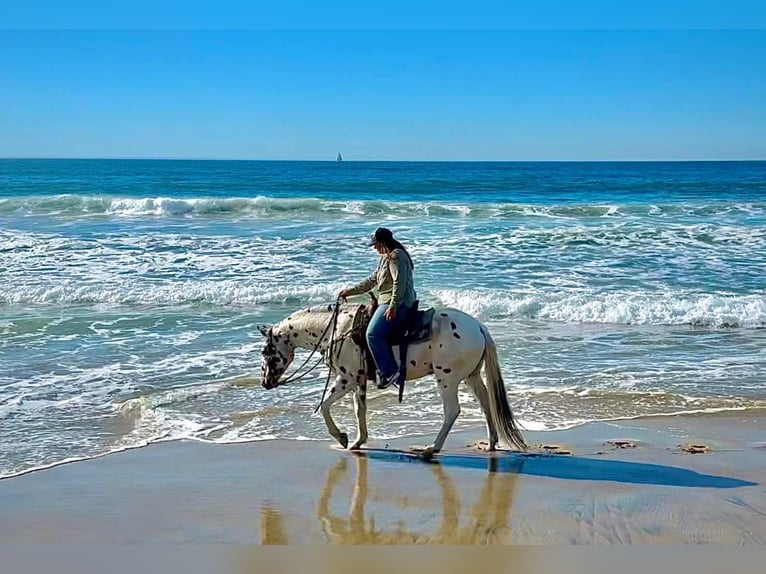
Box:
[257,324,296,390]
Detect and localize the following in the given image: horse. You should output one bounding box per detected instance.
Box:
[257,302,527,458]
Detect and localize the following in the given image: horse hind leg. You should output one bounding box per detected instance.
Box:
[411,377,461,459]
[465,369,499,451]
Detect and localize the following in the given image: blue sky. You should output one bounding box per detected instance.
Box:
[1,29,765,160]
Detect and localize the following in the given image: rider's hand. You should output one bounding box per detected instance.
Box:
[385,305,396,321]
[338,289,349,301]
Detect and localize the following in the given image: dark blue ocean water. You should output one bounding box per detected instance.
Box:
[1,159,765,477]
[3,158,765,202]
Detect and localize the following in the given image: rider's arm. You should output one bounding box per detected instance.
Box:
[344,269,377,297]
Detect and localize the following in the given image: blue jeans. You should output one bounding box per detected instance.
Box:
[366,303,411,378]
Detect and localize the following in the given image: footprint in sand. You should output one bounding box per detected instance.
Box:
[465,440,494,452]
[680,442,712,454]
[466,440,489,448]
[539,444,573,455]
[606,439,639,449]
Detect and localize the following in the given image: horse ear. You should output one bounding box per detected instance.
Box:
[257,324,272,337]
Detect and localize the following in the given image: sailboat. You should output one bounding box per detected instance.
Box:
[336,152,343,162]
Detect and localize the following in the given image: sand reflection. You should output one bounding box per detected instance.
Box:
[261,452,520,544]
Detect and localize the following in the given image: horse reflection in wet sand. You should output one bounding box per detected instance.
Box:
[259,454,520,545]
[258,304,526,458]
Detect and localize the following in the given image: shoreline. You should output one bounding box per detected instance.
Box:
[1,411,764,544]
[4,406,765,482]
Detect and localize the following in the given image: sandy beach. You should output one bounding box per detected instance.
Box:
[1,411,764,544]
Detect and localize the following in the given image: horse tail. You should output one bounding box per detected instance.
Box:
[480,325,527,451]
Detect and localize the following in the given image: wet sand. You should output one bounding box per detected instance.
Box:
[1,412,764,544]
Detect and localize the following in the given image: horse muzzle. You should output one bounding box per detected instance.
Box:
[261,376,282,390]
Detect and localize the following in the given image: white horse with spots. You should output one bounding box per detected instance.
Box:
[258,303,526,458]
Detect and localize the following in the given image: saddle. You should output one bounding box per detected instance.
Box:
[350,295,435,402]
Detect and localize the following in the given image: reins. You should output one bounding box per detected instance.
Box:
[312,299,343,414]
[275,298,343,389]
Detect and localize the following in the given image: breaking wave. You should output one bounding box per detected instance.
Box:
[434,289,766,328]
[1,279,764,328]
[1,194,764,219]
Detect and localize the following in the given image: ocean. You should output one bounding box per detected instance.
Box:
[1,159,765,478]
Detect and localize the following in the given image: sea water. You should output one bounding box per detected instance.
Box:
[1,159,765,477]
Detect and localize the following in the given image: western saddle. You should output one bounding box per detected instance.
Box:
[350,294,435,402]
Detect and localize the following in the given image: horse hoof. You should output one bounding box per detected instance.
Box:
[349,440,366,451]
[420,447,436,460]
[338,433,349,449]
[409,445,437,460]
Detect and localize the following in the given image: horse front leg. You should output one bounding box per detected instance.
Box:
[349,378,368,450]
[320,375,356,449]
[411,379,461,459]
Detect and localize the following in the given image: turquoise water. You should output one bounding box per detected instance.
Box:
[1,159,765,477]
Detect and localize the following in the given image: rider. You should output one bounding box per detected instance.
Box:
[339,227,417,389]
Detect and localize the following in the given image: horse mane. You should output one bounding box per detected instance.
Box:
[299,302,361,315]
[279,302,360,332]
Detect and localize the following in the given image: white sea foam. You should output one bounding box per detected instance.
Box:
[0,278,342,307]
[1,264,764,328]
[1,194,765,220]
[432,288,766,328]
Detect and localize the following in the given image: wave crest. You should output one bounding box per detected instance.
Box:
[2,279,764,328]
[434,289,766,328]
[2,194,764,219]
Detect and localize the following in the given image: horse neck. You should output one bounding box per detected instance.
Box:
[276,308,336,352]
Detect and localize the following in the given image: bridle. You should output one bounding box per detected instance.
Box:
[263,299,344,413]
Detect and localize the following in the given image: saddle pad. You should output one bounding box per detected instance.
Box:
[391,307,435,345]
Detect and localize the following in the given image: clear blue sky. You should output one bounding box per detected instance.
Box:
[1,29,765,160]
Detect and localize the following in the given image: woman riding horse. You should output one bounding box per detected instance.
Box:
[259,227,526,456]
[339,227,416,390]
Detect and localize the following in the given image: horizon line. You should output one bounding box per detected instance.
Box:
[2,157,765,163]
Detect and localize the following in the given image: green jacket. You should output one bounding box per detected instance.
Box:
[345,248,417,307]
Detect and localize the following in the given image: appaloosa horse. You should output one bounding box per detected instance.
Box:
[258,303,526,457]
